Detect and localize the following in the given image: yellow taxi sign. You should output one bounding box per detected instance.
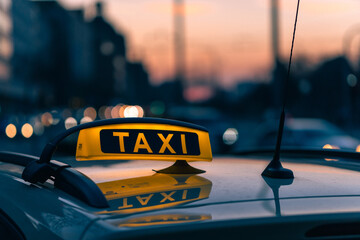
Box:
[76,120,212,162]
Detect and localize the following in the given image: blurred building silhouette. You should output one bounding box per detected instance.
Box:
[0,1,11,82]
[0,0,11,99]
[33,1,72,107]
[1,0,41,113]
[228,55,360,130]
[295,56,356,125]
[87,2,127,105]
[126,61,152,104]
[33,0,129,107]
[1,0,151,114]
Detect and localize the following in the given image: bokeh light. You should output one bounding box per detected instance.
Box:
[111,104,122,118]
[356,145,360,152]
[84,107,97,120]
[119,105,127,118]
[80,116,93,124]
[65,117,77,129]
[41,112,53,127]
[150,101,165,116]
[33,121,44,136]
[5,124,16,138]
[105,106,112,119]
[124,106,139,118]
[347,74,358,87]
[21,123,33,138]
[51,110,61,125]
[135,105,144,118]
[322,144,340,149]
[223,128,238,145]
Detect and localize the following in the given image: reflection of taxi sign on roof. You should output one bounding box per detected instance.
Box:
[97,173,212,214]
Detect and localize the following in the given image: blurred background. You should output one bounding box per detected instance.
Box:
[1,0,360,155]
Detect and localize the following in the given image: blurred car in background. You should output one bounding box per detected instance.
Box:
[251,118,360,151]
[166,106,238,154]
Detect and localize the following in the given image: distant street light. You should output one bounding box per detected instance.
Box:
[343,24,360,64]
[174,0,186,83]
[271,0,280,65]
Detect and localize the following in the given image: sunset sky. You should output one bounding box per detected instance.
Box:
[59,0,360,88]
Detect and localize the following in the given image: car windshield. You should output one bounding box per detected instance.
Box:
[1,0,359,155]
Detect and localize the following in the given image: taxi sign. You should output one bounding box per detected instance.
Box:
[76,119,212,162]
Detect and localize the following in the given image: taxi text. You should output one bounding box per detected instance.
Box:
[100,129,200,155]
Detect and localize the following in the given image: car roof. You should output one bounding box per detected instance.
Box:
[5,154,360,212]
[81,156,360,239]
[77,157,360,209]
[3,154,360,239]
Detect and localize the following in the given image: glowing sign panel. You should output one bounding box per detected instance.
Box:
[100,130,200,155]
[76,122,212,161]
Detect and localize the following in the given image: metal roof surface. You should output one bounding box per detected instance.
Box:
[74,157,360,218]
[3,155,360,239]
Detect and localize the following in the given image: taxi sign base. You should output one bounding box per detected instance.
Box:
[154,160,205,174]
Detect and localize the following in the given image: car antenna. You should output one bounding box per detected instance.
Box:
[262,0,301,179]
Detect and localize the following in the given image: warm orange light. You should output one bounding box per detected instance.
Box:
[135,105,144,118]
[21,123,33,138]
[84,107,97,120]
[80,116,93,124]
[323,143,340,161]
[119,105,127,118]
[41,112,53,127]
[5,124,16,138]
[325,158,339,162]
[111,105,122,118]
[323,144,339,150]
[356,145,360,152]
[105,107,112,119]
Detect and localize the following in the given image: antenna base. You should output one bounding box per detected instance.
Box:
[261,160,294,179]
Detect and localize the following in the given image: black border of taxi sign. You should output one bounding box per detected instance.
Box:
[75,118,212,162]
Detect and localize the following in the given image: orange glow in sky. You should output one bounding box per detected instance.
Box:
[60,0,360,88]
